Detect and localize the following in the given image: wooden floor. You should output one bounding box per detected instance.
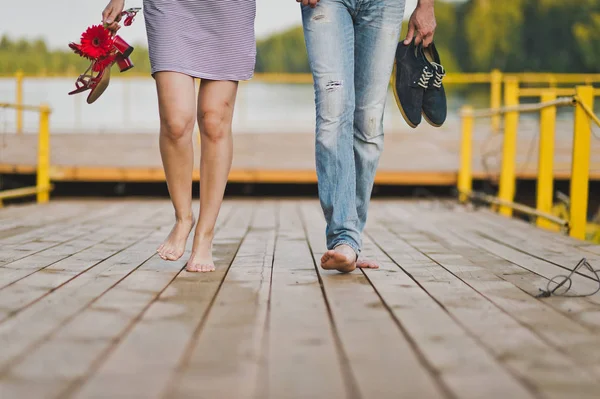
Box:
[1,199,600,399]
[1,119,599,184]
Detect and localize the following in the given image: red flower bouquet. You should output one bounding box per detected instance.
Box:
[79,25,114,59]
[68,8,140,104]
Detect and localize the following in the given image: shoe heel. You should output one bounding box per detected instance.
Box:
[116,54,134,72]
[113,35,134,58]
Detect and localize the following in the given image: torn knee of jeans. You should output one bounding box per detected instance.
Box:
[325,80,343,92]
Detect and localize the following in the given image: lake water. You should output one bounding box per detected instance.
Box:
[0,77,579,135]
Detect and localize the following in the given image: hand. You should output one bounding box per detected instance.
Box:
[102,0,125,32]
[404,2,436,47]
[296,0,320,9]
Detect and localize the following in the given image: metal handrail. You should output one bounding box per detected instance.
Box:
[0,102,52,206]
[458,85,597,241]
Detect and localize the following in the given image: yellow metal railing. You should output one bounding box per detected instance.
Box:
[0,103,52,206]
[458,84,598,241]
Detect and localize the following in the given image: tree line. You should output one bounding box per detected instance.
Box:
[1,0,598,76]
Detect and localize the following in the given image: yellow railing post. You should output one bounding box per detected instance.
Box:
[570,86,593,240]
[498,78,520,217]
[16,70,24,134]
[37,104,51,204]
[458,106,474,203]
[536,90,557,230]
[490,69,503,132]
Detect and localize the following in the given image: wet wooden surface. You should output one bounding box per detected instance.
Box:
[1,199,600,398]
[1,119,599,184]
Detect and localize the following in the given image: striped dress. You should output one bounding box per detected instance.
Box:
[143,0,256,81]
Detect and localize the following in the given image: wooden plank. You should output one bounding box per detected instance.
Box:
[464,209,600,277]
[299,202,447,398]
[0,226,148,322]
[432,231,600,373]
[362,214,535,398]
[0,201,81,223]
[164,201,277,399]
[450,212,600,299]
[0,226,167,373]
[0,201,93,232]
[69,202,253,399]
[0,202,160,288]
[388,204,600,377]
[256,201,349,399]
[369,203,600,398]
[395,204,600,332]
[0,203,235,399]
[0,201,127,261]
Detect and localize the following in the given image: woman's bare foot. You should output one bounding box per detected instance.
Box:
[157,215,195,261]
[356,257,380,269]
[185,232,214,272]
[320,244,357,273]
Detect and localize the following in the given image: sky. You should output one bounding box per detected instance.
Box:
[0,0,421,49]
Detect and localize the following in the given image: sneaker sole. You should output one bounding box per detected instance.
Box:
[421,111,443,128]
[391,60,418,129]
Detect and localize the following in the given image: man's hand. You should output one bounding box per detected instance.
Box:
[102,0,125,32]
[404,0,436,47]
[296,0,320,9]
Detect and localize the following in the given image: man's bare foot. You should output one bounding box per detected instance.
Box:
[357,257,380,269]
[185,232,214,272]
[320,244,357,273]
[157,215,195,261]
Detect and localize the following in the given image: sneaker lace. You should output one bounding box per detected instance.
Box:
[431,62,446,89]
[418,66,434,89]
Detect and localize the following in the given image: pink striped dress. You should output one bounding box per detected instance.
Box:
[143,0,256,81]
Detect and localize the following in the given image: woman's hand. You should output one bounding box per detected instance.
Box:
[102,0,125,32]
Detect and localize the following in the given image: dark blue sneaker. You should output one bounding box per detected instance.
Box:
[392,39,433,128]
[420,42,447,127]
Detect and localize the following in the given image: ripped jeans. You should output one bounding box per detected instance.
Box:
[301,0,405,254]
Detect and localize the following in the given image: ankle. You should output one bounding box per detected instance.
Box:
[334,244,357,260]
[175,212,194,224]
[194,228,214,242]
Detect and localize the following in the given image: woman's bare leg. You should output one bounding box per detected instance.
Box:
[186,79,238,272]
[155,72,196,261]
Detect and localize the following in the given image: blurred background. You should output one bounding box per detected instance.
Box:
[2,0,599,134]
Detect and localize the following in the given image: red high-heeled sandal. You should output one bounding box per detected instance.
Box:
[68,60,112,104]
[113,35,134,58]
[68,7,140,103]
[116,54,134,72]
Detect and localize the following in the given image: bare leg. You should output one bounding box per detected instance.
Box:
[186,79,238,272]
[155,72,196,261]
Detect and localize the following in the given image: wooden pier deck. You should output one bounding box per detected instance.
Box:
[1,199,600,398]
[1,121,599,185]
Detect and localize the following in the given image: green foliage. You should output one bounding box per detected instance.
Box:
[464,0,526,71]
[1,1,599,76]
[255,26,310,73]
[0,35,152,76]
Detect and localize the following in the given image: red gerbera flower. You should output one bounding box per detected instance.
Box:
[80,25,113,59]
[69,42,93,60]
[92,54,117,72]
